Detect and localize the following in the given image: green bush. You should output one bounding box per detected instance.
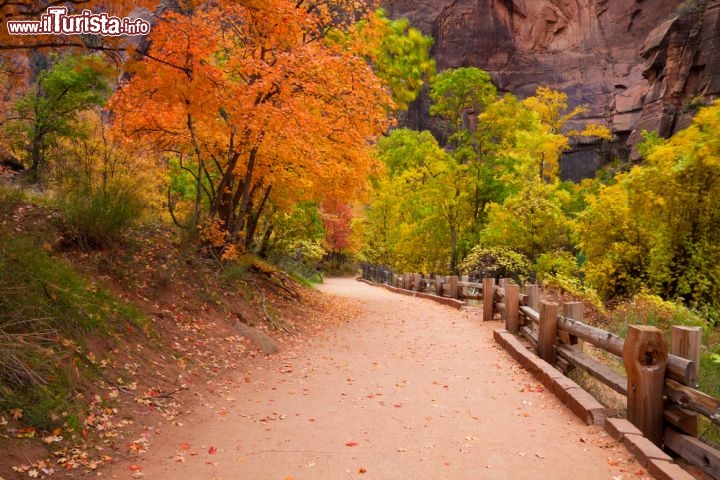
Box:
[459,245,532,284]
[535,250,578,279]
[60,181,143,248]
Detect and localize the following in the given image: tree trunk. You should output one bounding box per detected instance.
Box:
[450,223,458,273]
[258,223,274,259]
[243,184,272,247]
[186,112,203,227]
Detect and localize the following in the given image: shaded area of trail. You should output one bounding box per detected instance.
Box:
[105,278,650,480]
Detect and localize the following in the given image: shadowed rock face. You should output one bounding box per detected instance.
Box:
[383,0,720,179]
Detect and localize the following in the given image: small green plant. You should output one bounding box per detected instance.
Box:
[612,292,706,336]
[0,230,148,428]
[59,181,143,249]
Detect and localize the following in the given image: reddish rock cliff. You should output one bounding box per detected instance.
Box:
[383,0,720,178]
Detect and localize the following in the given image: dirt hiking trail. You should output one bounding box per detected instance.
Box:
[103,277,652,480]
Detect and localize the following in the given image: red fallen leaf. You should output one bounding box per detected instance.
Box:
[208,446,218,455]
[358,467,367,474]
[635,469,645,475]
[345,441,358,447]
[393,403,403,408]
[81,428,88,438]
[180,442,191,451]
[128,465,143,472]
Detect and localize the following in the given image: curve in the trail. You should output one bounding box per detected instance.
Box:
[104,277,651,480]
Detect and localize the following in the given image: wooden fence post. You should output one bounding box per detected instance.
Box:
[624,325,668,446]
[524,284,539,311]
[436,276,445,296]
[413,273,423,292]
[504,283,520,334]
[538,301,559,364]
[447,276,459,299]
[483,278,495,322]
[562,302,584,351]
[671,325,701,386]
[670,326,702,436]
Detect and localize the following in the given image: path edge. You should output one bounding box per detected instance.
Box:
[357,278,467,309]
[493,328,696,480]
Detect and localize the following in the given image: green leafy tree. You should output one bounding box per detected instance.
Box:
[479,181,572,262]
[8,54,111,182]
[429,67,497,145]
[358,9,436,110]
[361,129,474,272]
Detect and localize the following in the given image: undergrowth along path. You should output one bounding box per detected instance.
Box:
[103,277,652,480]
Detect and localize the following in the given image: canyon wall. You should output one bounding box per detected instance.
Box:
[383,0,720,179]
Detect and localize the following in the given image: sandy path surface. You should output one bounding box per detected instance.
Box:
[104,278,650,480]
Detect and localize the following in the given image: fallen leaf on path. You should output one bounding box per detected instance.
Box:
[42,435,63,444]
[208,446,218,455]
[345,441,358,447]
[359,467,367,474]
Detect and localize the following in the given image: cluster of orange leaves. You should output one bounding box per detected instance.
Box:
[109,0,393,245]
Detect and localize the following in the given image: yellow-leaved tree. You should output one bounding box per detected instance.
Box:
[576,100,720,305]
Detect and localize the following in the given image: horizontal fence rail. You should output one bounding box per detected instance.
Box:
[360,264,484,301]
[489,278,720,480]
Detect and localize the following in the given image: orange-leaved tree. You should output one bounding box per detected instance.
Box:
[109,0,393,257]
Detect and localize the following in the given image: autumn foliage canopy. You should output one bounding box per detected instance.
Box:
[108,0,393,257]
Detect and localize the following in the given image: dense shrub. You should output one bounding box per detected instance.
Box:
[459,245,532,284]
[59,181,143,249]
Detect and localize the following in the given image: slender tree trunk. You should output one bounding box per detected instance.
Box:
[450,223,458,274]
[258,223,274,259]
[30,133,42,183]
[243,184,272,247]
[186,112,203,227]
[235,145,259,237]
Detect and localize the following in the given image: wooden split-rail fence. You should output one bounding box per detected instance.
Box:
[360,264,486,301]
[360,264,720,479]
